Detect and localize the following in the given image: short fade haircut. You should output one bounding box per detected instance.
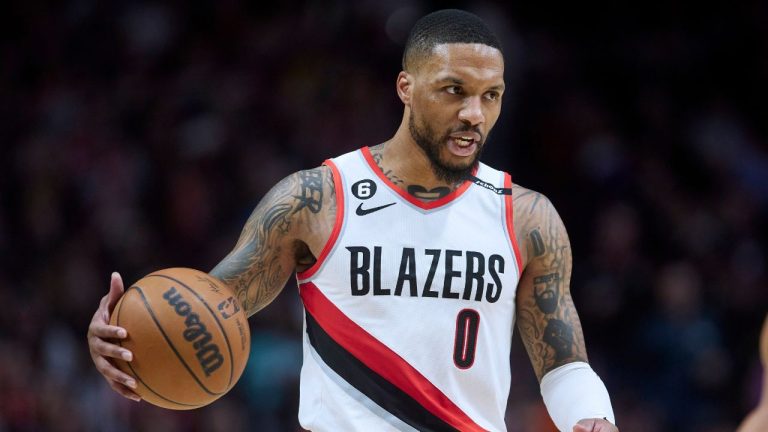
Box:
[402,9,502,71]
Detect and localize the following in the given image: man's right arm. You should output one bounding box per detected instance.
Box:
[210,166,335,316]
[87,165,336,400]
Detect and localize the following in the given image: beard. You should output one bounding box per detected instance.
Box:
[408,110,485,184]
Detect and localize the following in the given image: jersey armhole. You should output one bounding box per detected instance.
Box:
[503,172,524,276]
[297,160,345,281]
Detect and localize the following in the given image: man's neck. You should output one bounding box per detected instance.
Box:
[369,132,465,202]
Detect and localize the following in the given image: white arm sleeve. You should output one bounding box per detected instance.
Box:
[540,361,615,432]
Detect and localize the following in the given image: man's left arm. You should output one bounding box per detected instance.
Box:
[513,187,617,432]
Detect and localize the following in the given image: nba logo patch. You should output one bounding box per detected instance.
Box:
[218,297,240,319]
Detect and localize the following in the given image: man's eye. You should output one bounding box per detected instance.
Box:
[485,92,499,101]
[446,86,462,95]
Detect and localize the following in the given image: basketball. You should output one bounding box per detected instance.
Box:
[109,268,251,410]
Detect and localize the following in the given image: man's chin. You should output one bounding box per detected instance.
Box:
[439,149,480,171]
[432,156,478,183]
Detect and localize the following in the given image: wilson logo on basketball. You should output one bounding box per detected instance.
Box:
[162,287,224,376]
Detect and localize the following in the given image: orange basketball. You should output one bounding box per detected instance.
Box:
[109,268,250,410]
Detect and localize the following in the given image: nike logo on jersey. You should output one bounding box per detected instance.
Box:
[355,202,396,216]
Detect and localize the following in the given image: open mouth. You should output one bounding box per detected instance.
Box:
[448,137,476,157]
[448,133,481,157]
[455,136,474,146]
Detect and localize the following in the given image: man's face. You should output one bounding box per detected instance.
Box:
[407,43,505,183]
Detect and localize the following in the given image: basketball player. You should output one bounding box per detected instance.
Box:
[738,315,768,432]
[88,9,617,431]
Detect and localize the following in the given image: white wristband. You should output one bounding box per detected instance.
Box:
[540,361,615,432]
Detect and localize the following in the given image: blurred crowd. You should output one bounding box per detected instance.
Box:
[1,1,766,431]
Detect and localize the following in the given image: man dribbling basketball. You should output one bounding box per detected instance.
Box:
[87,9,618,431]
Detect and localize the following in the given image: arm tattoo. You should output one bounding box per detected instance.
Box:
[530,229,545,257]
[294,169,323,214]
[264,204,292,234]
[324,166,337,217]
[533,273,559,314]
[543,319,574,362]
[515,194,587,380]
[211,167,330,316]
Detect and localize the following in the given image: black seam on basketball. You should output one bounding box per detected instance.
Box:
[145,273,235,388]
[115,287,202,408]
[133,285,224,396]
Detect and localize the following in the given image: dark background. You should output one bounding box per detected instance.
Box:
[1,1,766,431]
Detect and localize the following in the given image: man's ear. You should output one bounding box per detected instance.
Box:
[396,71,412,105]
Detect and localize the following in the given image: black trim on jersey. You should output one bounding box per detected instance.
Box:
[305,311,460,432]
[465,174,512,195]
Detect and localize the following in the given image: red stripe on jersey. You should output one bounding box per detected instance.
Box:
[504,173,524,275]
[297,160,345,280]
[300,281,488,432]
[360,146,477,210]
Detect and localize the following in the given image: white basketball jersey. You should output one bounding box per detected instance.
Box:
[297,147,523,432]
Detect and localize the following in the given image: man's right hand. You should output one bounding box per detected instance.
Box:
[86,272,141,402]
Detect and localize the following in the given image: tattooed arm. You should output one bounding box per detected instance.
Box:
[513,185,616,430]
[86,165,334,403]
[86,166,334,401]
[513,185,588,381]
[210,166,336,317]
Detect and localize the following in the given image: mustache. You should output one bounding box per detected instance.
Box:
[449,125,484,141]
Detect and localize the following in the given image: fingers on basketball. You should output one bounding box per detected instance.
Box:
[109,268,250,410]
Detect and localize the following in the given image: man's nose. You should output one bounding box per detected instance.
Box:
[458,96,485,126]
